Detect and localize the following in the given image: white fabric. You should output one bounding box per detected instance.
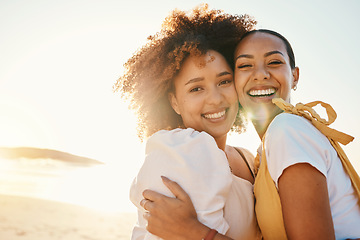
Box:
[224,175,260,240]
[130,128,260,240]
[263,113,360,240]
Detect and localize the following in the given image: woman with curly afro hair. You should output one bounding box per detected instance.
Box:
[114,4,256,141]
[115,4,261,240]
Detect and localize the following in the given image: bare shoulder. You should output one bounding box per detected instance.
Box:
[234,147,255,167]
[225,145,255,183]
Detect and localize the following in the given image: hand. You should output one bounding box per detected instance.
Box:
[141,176,206,240]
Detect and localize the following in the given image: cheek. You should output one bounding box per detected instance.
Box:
[235,84,243,97]
[280,73,294,98]
[226,86,239,101]
[179,99,199,117]
[234,74,247,93]
[234,81,246,101]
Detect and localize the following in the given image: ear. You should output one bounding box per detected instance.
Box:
[168,92,181,115]
[291,67,299,90]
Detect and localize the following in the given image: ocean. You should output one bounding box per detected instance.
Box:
[0,157,132,212]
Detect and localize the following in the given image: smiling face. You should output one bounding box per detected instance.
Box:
[234,32,299,122]
[169,50,238,143]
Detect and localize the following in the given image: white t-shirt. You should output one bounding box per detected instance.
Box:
[130,128,260,240]
[263,113,360,240]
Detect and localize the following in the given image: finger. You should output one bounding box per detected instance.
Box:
[161,176,191,202]
[142,189,169,202]
[143,211,150,220]
[140,199,153,211]
[140,199,148,210]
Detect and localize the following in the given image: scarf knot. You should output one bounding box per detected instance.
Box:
[272,98,354,145]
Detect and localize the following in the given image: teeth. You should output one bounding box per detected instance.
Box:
[203,110,226,119]
[249,88,275,97]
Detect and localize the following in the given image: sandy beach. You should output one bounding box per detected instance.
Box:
[0,194,136,240]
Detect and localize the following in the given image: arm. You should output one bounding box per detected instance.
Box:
[278,163,335,240]
[143,177,233,240]
[265,114,337,239]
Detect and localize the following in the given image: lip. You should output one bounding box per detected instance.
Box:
[202,108,227,121]
[246,86,277,100]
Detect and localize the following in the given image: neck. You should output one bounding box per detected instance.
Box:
[248,106,284,139]
[251,115,275,139]
[214,135,227,151]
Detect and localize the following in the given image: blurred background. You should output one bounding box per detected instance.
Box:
[0,0,359,216]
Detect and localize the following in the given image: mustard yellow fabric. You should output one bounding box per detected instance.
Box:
[254,98,359,240]
[254,142,287,240]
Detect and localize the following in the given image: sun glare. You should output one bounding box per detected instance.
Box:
[42,164,135,213]
[0,96,57,148]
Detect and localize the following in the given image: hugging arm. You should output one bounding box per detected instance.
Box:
[143,177,233,240]
[130,129,233,239]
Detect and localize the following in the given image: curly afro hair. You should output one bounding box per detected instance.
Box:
[114,4,256,141]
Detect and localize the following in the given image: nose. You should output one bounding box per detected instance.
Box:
[206,86,223,105]
[253,64,270,81]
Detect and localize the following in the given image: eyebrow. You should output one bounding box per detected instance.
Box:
[217,71,232,77]
[235,54,253,60]
[264,50,284,57]
[184,71,232,85]
[235,50,284,61]
[185,77,203,86]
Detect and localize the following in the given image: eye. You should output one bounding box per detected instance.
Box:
[189,87,202,93]
[218,79,233,86]
[237,64,252,69]
[268,60,283,66]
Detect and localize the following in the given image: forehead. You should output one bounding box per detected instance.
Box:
[184,50,227,68]
[175,50,230,79]
[235,32,287,55]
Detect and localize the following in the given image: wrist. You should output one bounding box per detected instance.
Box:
[182,219,209,240]
[202,229,218,240]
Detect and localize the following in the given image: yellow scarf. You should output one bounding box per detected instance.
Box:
[254,98,359,240]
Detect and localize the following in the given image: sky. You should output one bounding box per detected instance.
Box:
[1,0,359,212]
